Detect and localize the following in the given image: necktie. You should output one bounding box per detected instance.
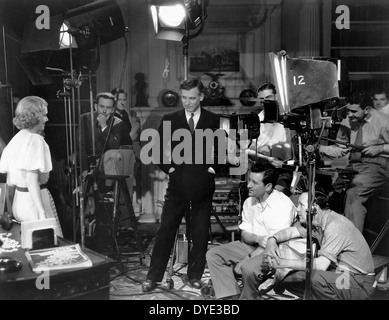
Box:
[350,124,363,163]
[189,113,195,134]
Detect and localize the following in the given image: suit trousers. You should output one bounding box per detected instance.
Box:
[147,194,213,282]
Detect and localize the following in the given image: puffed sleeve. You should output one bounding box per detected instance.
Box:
[16,133,52,173]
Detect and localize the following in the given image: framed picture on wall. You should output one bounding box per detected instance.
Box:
[188,32,256,81]
[189,33,240,73]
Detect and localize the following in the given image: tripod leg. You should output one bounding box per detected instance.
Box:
[111,179,121,256]
[120,179,144,263]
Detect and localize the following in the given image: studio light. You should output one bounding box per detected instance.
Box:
[59,22,78,50]
[21,0,125,53]
[149,0,207,41]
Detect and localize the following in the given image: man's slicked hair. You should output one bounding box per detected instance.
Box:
[95,92,115,104]
[257,82,277,95]
[250,159,279,188]
[179,78,205,94]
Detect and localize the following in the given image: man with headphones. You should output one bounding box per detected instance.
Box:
[241,191,375,300]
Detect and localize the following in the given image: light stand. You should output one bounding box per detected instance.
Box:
[1,25,15,136]
[182,35,189,80]
[304,156,316,300]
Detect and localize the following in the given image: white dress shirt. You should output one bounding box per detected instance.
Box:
[239,189,297,246]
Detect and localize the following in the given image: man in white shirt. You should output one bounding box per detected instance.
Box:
[206,160,296,300]
[246,82,294,196]
[371,87,389,115]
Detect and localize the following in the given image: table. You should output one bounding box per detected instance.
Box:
[0,224,115,300]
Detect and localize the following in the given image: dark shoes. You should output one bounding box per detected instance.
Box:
[142,279,157,292]
[189,278,203,289]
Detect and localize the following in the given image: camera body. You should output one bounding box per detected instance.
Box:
[219,112,260,140]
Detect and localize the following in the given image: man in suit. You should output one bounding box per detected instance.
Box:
[78,92,123,251]
[79,92,123,174]
[142,78,221,292]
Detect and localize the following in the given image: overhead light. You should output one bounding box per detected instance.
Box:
[21,0,125,53]
[59,21,78,50]
[149,0,207,41]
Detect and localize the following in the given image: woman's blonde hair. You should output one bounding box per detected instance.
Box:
[13,96,48,130]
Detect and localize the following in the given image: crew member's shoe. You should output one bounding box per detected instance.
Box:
[189,278,203,289]
[142,279,157,292]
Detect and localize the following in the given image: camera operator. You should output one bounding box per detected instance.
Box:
[205,160,296,300]
[261,191,375,300]
[246,82,294,196]
[319,90,389,233]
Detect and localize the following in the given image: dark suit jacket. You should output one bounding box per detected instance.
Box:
[157,107,222,202]
[115,109,133,146]
[79,111,123,170]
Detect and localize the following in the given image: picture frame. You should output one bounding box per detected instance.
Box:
[188,32,256,81]
[189,33,240,73]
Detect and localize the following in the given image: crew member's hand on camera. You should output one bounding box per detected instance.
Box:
[362,145,384,157]
[268,157,284,168]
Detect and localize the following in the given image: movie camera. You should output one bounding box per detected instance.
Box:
[219,112,261,141]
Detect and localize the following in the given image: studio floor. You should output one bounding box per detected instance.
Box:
[94,222,389,301]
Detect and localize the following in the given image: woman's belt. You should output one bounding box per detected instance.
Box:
[16,184,48,192]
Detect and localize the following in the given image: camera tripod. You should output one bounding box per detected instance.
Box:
[82,171,144,264]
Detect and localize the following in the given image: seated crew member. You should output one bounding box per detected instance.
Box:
[110,88,137,196]
[371,87,389,115]
[205,160,296,300]
[78,92,123,176]
[259,191,375,300]
[111,88,133,147]
[247,82,294,196]
[319,90,389,232]
[78,92,123,250]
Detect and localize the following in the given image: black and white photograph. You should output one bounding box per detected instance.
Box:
[0,0,388,310]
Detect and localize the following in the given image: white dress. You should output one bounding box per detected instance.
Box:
[0,129,63,236]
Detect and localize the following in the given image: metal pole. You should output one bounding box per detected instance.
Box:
[89,71,96,156]
[2,25,14,136]
[304,159,315,300]
[76,83,85,248]
[182,36,189,81]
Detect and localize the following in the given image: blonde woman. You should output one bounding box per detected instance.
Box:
[0,96,63,236]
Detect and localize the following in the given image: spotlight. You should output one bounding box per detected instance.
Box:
[149,0,207,41]
[21,0,125,53]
